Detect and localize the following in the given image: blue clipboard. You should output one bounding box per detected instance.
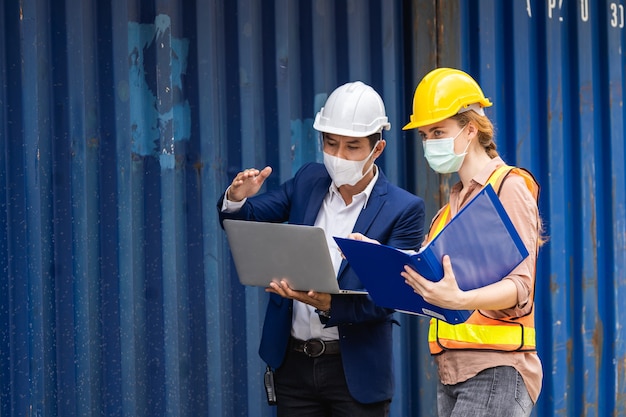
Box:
[334,184,529,323]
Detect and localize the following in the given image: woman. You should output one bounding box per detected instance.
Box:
[401,68,543,416]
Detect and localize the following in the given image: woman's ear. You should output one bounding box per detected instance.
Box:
[466,122,478,139]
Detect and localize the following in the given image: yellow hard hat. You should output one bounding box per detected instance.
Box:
[403,68,493,130]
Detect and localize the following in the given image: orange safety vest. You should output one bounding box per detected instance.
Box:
[427,165,540,354]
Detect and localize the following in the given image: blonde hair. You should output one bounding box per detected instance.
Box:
[452,111,497,158]
[452,111,549,246]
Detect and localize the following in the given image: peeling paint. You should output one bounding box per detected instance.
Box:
[289,117,318,173]
[128,14,190,158]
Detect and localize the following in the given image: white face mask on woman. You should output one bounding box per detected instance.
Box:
[422,126,470,174]
[323,141,379,187]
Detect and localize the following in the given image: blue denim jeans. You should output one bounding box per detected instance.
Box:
[274,347,390,417]
[437,366,534,417]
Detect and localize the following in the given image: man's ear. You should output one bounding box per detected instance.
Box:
[373,139,386,158]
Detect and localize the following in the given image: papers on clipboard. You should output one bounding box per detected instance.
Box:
[334,185,529,323]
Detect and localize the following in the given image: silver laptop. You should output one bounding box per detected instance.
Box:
[223,219,367,294]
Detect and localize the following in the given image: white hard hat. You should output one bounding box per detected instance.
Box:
[313,81,391,137]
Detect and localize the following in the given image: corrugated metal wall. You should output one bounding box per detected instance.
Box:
[1,0,624,416]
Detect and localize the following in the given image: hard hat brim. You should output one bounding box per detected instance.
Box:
[402,120,420,131]
[314,123,391,137]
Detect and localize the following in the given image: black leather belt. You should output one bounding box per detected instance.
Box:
[290,337,341,358]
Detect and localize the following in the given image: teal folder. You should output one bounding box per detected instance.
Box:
[334,184,530,323]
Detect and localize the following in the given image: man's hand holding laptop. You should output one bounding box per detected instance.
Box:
[266,280,331,312]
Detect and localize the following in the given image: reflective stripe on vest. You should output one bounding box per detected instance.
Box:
[427,165,539,354]
[430,311,537,353]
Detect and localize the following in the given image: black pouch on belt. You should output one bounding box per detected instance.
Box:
[264,365,277,405]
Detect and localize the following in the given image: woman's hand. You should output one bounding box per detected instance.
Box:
[402,255,520,311]
[266,279,331,311]
[401,255,468,310]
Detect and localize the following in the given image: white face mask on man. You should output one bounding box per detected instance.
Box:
[422,125,470,174]
[323,141,379,187]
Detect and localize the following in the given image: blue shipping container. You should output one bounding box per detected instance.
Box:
[1,0,625,416]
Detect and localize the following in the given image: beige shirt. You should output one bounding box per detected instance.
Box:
[430,157,543,403]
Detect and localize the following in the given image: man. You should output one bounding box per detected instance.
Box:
[218,81,425,416]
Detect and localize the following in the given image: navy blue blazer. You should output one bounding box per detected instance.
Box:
[217,162,425,403]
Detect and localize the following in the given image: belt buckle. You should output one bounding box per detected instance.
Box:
[303,339,326,358]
